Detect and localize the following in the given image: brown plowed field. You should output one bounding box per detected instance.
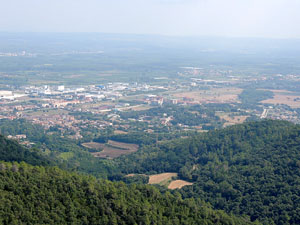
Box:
[82,140,138,159]
[107,140,138,150]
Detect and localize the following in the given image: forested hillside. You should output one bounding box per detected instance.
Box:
[114,120,300,224]
[0,135,51,166]
[0,119,113,176]
[0,162,254,225]
[1,119,300,224]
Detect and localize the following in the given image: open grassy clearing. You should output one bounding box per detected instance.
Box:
[126,172,194,189]
[168,180,193,190]
[148,173,177,185]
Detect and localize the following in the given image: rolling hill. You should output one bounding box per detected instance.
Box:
[114,120,300,224]
[0,134,253,225]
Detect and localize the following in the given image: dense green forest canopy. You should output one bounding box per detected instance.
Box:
[238,89,274,105]
[1,118,300,224]
[0,161,254,225]
[112,120,300,224]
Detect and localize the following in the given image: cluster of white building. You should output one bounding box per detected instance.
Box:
[0,91,25,100]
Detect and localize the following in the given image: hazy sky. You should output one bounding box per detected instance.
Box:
[1,0,300,38]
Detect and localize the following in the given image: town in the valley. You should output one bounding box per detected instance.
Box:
[1,67,300,145]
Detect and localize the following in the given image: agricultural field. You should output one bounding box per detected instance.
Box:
[82,142,104,150]
[83,140,139,159]
[171,88,242,104]
[107,140,138,150]
[147,173,194,190]
[148,173,177,185]
[168,180,193,190]
[261,90,300,108]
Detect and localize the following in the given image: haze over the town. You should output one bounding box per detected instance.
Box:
[2,0,300,224]
[1,0,300,38]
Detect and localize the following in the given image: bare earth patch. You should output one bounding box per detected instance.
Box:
[148,173,177,185]
[168,180,193,190]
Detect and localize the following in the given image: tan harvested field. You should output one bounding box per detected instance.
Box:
[168,180,193,190]
[172,88,242,104]
[127,173,192,189]
[83,140,139,159]
[148,173,177,185]
[261,93,300,108]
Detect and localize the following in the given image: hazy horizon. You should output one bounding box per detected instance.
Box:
[1,31,300,41]
[1,0,300,39]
